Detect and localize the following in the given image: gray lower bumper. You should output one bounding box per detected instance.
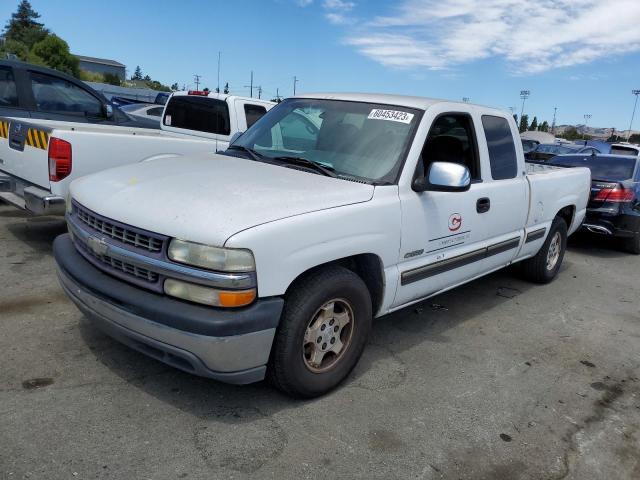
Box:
[0,173,64,215]
[57,265,275,384]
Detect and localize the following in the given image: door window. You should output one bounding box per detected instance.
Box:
[147,106,164,117]
[244,104,267,128]
[30,72,103,116]
[0,67,18,107]
[481,115,518,180]
[421,114,480,180]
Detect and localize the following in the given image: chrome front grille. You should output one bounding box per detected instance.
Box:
[76,235,159,283]
[74,203,164,253]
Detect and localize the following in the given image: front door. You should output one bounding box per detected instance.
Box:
[394,112,493,307]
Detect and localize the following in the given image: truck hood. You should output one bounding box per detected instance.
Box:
[70,153,375,246]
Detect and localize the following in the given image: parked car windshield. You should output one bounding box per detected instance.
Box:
[549,155,637,181]
[230,98,421,183]
[537,144,577,154]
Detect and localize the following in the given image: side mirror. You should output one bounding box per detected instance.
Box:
[413,161,471,193]
[104,103,114,119]
[229,131,244,145]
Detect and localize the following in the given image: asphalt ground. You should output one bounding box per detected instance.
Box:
[1,202,639,479]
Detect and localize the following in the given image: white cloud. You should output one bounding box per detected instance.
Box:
[323,0,356,24]
[344,0,640,74]
[296,0,313,6]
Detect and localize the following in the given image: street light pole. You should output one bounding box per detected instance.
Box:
[520,90,530,121]
[583,114,592,140]
[628,90,640,141]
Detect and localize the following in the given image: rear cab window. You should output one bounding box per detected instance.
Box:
[549,155,637,182]
[163,96,230,136]
[244,104,267,129]
[0,66,18,107]
[481,115,518,180]
[30,71,103,117]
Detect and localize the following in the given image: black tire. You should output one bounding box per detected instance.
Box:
[623,233,640,255]
[521,217,568,284]
[268,265,372,398]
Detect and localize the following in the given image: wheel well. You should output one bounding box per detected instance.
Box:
[556,205,575,229]
[286,254,385,315]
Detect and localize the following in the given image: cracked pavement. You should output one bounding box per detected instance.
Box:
[1,202,639,479]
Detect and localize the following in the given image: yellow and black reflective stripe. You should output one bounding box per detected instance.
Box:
[0,120,9,139]
[25,128,49,150]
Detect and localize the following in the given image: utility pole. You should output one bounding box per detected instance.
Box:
[257,86,262,99]
[244,71,254,98]
[293,76,299,96]
[628,90,640,140]
[551,107,557,135]
[193,74,201,90]
[217,52,221,95]
[276,88,281,102]
[520,90,530,121]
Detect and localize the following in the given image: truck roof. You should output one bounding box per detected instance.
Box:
[171,91,275,104]
[295,92,502,113]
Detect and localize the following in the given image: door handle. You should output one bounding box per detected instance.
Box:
[477,197,490,213]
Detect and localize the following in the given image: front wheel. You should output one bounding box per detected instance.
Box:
[268,266,372,398]
[521,217,568,284]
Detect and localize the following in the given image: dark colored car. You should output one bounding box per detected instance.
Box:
[521,139,539,154]
[0,59,157,128]
[548,154,640,253]
[526,143,600,162]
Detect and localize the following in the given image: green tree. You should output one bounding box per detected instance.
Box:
[31,34,79,77]
[132,65,143,80]
[530,116,538,131]
[3,0,48,49]
[170,82,179,91]
[518,114,529,133]
[539,121,549,132]
[629,133,640,144]
[102,72,121,86]
[0,38,30,61]
[559,127,581,140]
[223,82,229,94]
[143,74,151,81]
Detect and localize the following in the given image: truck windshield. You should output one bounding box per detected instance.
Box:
[230,98,421,183]
[549,155,636,181]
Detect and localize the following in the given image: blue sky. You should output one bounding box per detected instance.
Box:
[2,0,640,131]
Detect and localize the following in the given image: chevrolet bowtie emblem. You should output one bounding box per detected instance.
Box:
[87,236,109,256]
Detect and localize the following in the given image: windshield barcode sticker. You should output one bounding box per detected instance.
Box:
[368,109,414,124]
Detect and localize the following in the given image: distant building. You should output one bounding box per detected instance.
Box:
[76,55,126,80]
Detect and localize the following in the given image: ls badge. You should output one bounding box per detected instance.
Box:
[448,213,462,232]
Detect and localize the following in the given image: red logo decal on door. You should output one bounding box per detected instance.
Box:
[448,213,462,232]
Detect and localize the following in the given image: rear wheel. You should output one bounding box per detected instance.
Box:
[268,266,372,398]
[521,217,567,284]
[623,233,640,255]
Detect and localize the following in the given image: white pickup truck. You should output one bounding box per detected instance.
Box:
[54,93,590,397]
[0,92,274,215]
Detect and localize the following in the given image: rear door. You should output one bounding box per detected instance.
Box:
[477,114,528,273]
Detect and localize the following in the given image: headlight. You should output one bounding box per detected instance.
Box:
[164,278,256,307]
[168,239,255,272]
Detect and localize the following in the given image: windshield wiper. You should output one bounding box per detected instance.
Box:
[227,145,264,162]
[272,156,337,178]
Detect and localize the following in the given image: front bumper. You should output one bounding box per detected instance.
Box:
[54,234,284,384]
[0,172,64,215]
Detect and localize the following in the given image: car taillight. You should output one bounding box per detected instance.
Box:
[593,185,634,203]
[48,137,72,182]
[187,90,209,96]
